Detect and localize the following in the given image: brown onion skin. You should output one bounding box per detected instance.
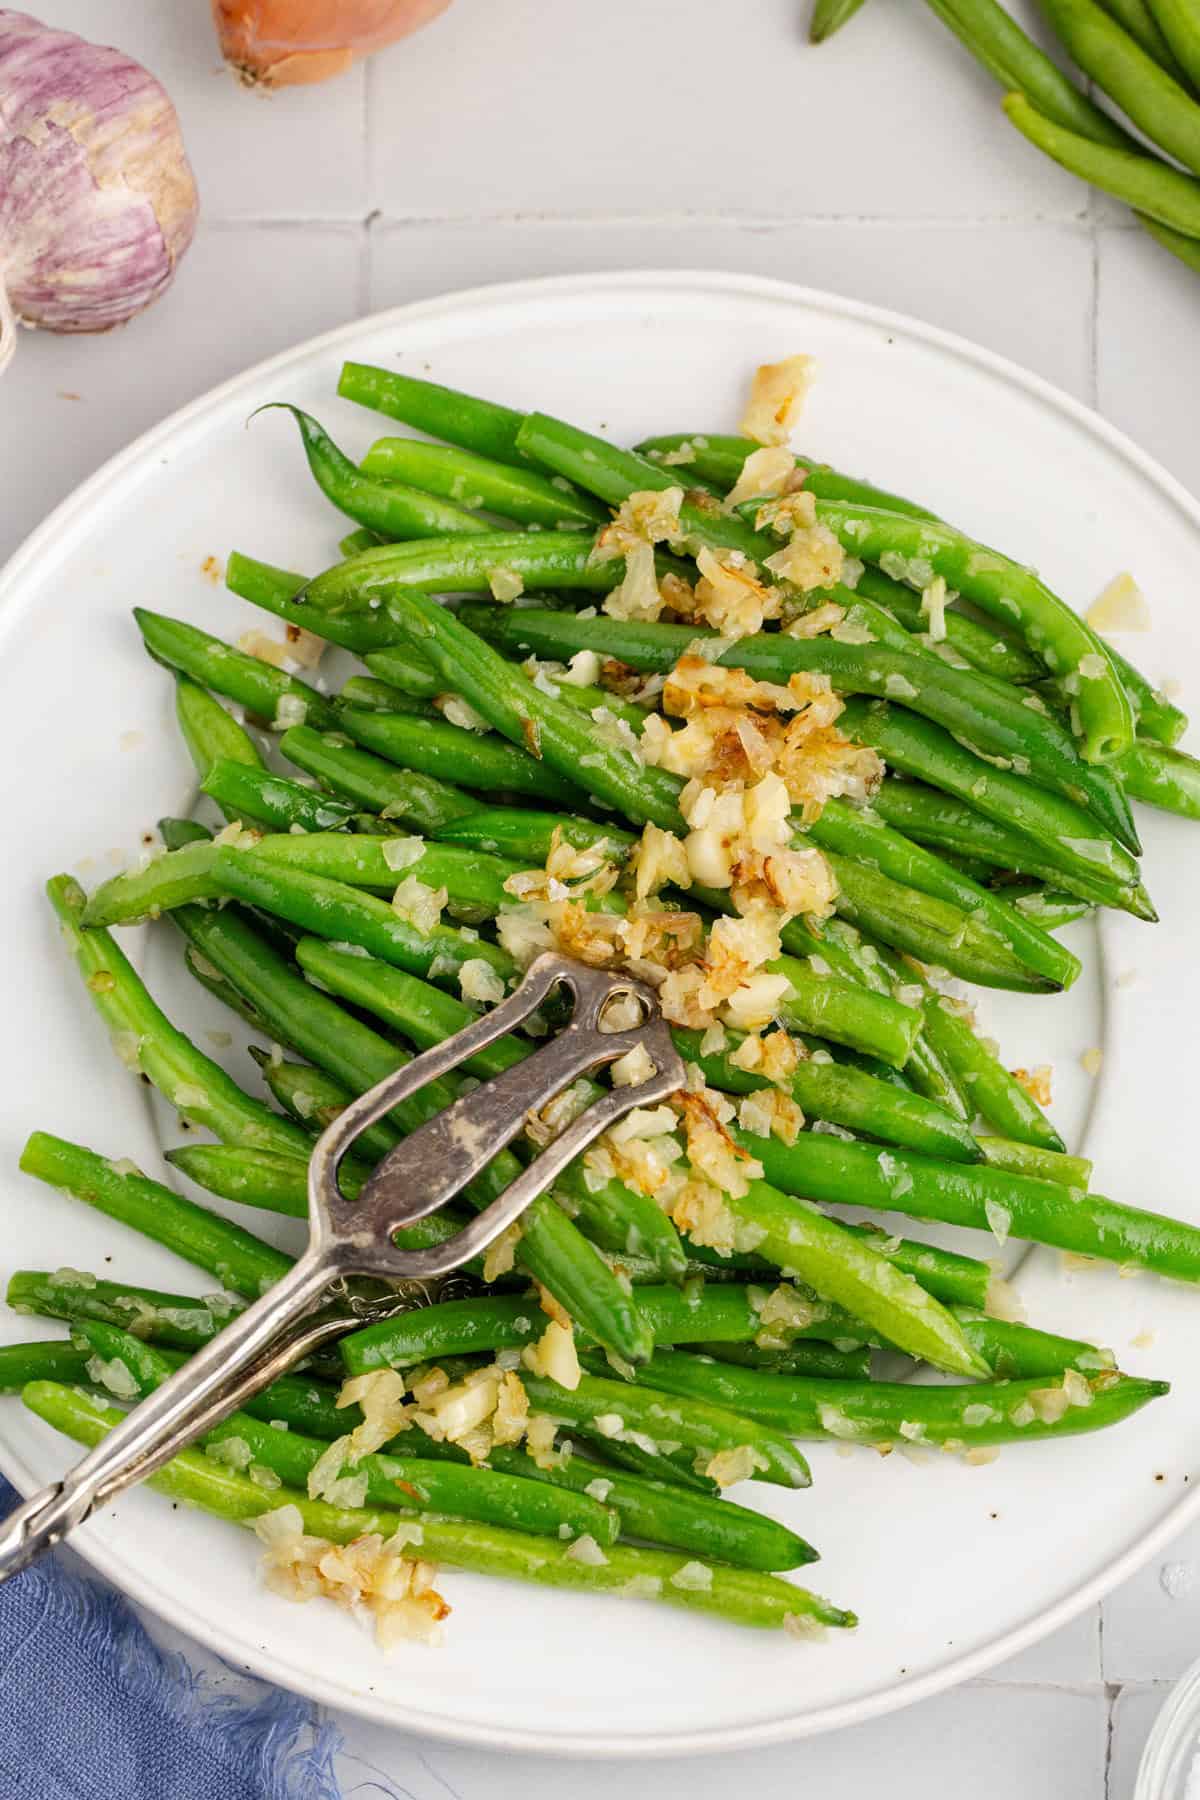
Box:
[0,11,197,338]
[211,0,454,87]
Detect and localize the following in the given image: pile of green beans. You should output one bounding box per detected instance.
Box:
[21,359,1192,1652]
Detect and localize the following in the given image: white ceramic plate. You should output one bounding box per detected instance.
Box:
[1,271,1197,1758]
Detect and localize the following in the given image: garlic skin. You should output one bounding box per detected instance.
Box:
[0,11,198,370]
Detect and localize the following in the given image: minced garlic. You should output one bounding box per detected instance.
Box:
[740,355,814,446]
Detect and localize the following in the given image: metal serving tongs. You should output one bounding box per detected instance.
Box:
[0,952,683,1582]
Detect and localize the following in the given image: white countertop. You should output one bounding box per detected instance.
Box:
[5,3,1199,1793]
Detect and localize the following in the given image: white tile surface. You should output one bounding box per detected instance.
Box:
[4,0,1199,1792]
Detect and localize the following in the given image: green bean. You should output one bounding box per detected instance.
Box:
[634,434,933,518]
[1146,0,1200,90]
[810,0,870,40]
[485,1444,813,1570]
[292,939,690,1281]
[517,1368,811,1490]
[261,404,490,541]
[720,1180,989,1376]
[1038,0,1200,172]
[7,1268,250,1352]
[0,1341,91,1390]
[158,817,213,851]
[226,551,398,655]
[949,1310,1114,1380]
[977,1136,1093,1187]
[516,412,783,565]
[83,832,519,928]
[166,1143,320,1218]
[1097,0,1193,75]
[174,675,263,784]
[210,851,514,988]
[919,994,1065,1150]
[203,760,357,834]
[1118,737,1200,819]
[361,436,608,528]
[367,642,655,738]
[46,875,313,1159]
[247,1047,402,1161]
[338,362,528,464]
[628,1351,1166,1446]
[173,905,653,1362]
[839,699,1152,916]
[338,677,433,715]
[869,777,1137,911]
[339,526,382,557]
[337,704,586,806]
[670,1025,979,1160]
[1139,209,1200,270]
[19,1132,291,1300]
[1004,90,1200,236]
[135,609,338,733]
[26,1383,855,1633]
[921,0,1137,145]
[839,1223,991,1308]
[1006,885,1094,928]
[698,1340,872,1378]
[279,726,479,832]
[300,531,621,618]
[437,806,637,864]
[807,500,1134,764]
[852,567,1044,683]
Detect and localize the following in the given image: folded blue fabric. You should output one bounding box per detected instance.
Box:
[0,1477,343,1800]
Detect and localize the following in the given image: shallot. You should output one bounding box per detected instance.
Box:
[0,11,198,374]
[211,0,454,88]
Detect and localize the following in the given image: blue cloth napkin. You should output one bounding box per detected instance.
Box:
[0,1477,345,1800]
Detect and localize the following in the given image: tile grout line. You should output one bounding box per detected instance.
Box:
[195,210,1119,232]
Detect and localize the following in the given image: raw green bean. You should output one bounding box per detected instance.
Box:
[337,704,586,805]
[19,1132,291,1300]
[1139,209,1200,270]
[174,675,263,783]
[921,0,1137,144]
[635,434,932,518]
[1003,90,1200,236]
[628,1351,1166,1445]
[300,532,621,618]
[203,760,357,834]
[360,437,609,528]
[1146,0,1200,90]
[261,404,490,541]
[25,1383,855,1632]
[46,875,313,1159]
[135,609,338,733]
[280,725,479,832]
[517,1368,812,1489]
[1037,0,1200,172]
[226,551,398,655]
[1097,0,1193,76]
[920,994,1065,1150]
[977,1136,1093,1187]
[485,1444,814,1570]
[210,851,514,988]
[173,905,653,1362]
[338,362,528,464]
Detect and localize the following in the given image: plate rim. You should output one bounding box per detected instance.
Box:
[2,266,1197,1758]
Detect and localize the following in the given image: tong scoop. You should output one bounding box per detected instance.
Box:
[0,952,683,1582]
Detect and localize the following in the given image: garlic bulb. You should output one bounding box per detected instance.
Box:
[0,11,198,373]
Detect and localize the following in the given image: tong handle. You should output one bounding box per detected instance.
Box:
[0,1249,334,1584]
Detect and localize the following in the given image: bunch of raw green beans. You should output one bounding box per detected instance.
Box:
[15,358,1200,1641]
[812,0,1200,276]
